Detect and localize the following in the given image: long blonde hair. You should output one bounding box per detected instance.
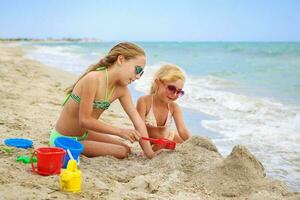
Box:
[150,64,186,94]
[65,42,145,94]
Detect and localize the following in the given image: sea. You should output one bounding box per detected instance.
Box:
[23,41,300,191]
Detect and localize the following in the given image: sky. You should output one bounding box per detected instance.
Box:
[0,0,300,41]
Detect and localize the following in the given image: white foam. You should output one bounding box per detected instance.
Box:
[24,44,100,74]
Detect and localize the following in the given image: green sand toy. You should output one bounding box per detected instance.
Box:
[16,155,37,164]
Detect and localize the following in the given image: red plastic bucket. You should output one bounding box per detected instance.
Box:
[31,147,66,176]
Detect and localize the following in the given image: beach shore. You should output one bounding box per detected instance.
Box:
[0,43,299,200]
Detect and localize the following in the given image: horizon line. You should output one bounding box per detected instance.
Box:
[1,38,300,43]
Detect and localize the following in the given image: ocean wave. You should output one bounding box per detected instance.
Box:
[24,44,100,74]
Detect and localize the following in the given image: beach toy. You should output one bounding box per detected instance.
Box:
[54,137,84,168]
[59,150,82,193]
[31,147,66,176]
[16,155,37,164]
[141,137,176,150]
[4,138,33,149]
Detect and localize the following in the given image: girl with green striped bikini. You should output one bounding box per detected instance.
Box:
[50,42,161,159]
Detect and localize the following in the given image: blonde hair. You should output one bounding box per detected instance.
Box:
[65,42,145,94]
[150,64,186,94]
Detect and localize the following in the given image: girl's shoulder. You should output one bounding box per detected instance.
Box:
[138,94,151,101]
[81,71,104,87]
[73,71,99,91]
[169,101,181,114]
[81,71,100,82]
[137,95,151,105]
[88,71,101,80]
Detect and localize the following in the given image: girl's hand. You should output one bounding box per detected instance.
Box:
[154,149,163,157]
[146,148,164,159]
[119,128,141,143]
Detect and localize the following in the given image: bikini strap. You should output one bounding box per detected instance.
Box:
[62,93,81,106]
[104,68,108,100]
[62,93,71,106]
[166,103,173,124]
[107,85,115,100]
[95,66,107,71]
[150,95,154,113]
[102,67,115,101]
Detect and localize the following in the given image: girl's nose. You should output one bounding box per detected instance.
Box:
[132,76,137,81]
[135,74,141,79]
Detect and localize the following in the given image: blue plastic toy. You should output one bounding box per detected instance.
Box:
[4,138,33,149]
[54,137,84,168]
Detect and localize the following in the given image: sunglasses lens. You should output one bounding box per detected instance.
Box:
[167,85,177,93]
[135,66,143,74]
[167,85,184,97]
[178,90,184,97]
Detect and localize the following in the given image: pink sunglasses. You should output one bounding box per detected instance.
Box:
[166,85,184,97]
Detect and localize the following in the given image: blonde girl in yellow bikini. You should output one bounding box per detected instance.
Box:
[50,42,161,159]
[137,64,192,150]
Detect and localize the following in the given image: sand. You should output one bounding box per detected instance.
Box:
[0,43,299,200]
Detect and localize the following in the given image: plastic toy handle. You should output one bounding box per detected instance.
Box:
[67,149,74,160]
[141,137,167,147]
[67,149,79,165]
[31,150,37,173]
[141,137,159,143]
[61,150,66,168]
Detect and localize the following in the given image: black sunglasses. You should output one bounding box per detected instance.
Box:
[135,65,144,77]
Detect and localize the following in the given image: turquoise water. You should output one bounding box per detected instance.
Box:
[24,42,300,191]
[27,42,300,104]
[140,42,300,105]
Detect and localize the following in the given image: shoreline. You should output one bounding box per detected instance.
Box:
[0,43,299,199]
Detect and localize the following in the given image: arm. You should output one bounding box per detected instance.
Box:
[172,103,192,141]
[77,74,126,138]
[136,96,147,122]
[119,89,158,159]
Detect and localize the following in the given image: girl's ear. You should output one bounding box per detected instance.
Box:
[155,78,160,85]
[117,55,124,65]
[155,78,164,87]
[154,79,163,92]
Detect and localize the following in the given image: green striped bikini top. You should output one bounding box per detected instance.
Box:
[62,67,115,110]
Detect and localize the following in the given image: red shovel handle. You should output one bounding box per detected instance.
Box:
[141,137,176,150]
[141,137,162,144]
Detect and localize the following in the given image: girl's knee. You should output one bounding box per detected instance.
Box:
[123,144,131,154]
